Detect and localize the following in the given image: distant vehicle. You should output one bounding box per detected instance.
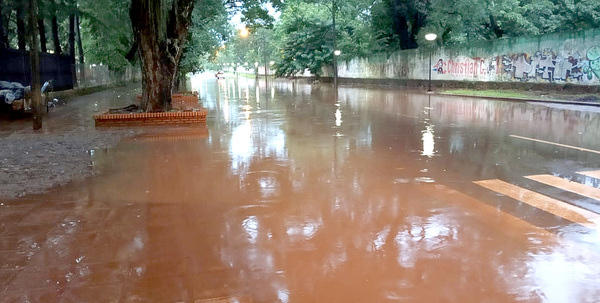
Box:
[215,71,225,79]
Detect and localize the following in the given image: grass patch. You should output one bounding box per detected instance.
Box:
[441,89,532,99]
[442,89,600,102]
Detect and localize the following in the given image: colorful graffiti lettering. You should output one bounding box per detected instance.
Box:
[433,57,489,77]
[583,46,600,80]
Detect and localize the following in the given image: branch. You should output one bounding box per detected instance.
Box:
[125,40,138,62]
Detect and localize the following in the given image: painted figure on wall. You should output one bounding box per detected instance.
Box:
[433,59,444,74]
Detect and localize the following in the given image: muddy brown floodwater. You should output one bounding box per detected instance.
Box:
[1,74,600,302]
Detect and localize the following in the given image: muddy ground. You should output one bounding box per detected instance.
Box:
[0,84,142,200]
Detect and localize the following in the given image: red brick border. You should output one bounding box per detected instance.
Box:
[93,109,208,127]
[136,93,199,103]
[172,93,199,103]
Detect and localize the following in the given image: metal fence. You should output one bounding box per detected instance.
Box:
[0,48,141,93]
[75,64,141,88]
[0,48,74,91]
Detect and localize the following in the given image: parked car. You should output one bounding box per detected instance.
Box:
[215,70,225,79]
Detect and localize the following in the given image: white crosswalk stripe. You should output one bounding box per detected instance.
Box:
[474,172,600,228]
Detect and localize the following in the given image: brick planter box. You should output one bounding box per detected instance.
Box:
[97,92,206,127]
[94,109,208,127]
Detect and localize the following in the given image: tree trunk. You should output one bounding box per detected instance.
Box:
[76,13,84,86]
[76,14,83,64]
[125,41,138,63]
[410,11,426,46]
[51,2,61,55]
[17,2,27,50]
[0,1,8,49]
[68,12,75,64]
[489,14,504,38]
[390,0,422,50]
[38,18,47,52]
[130,0,195,112]
[29,0,42,129]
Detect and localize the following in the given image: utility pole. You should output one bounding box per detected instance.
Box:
[29,0,42,130]
[76,13,85,87]
[424,33,437,92]
[332,0,337,88]
[262,30,268,93]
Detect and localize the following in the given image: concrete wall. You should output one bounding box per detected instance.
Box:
[329,28,600,86]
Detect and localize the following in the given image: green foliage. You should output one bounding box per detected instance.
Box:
[270,0,381,76]
[78,0,133,70]
[179,0,230,75]
[421,0,598,46]
[550,0,600,31]
[272,1,333,76]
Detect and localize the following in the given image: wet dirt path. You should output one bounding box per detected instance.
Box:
[1,75,600,302]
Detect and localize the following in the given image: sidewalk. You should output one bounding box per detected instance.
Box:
[0,83,142,200]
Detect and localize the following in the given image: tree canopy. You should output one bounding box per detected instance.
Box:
[1,0,598,111]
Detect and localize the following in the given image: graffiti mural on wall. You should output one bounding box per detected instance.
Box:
[584,46,600,80]
[500,46,600,83]
[501,49,588,82]
[433,45,600,84]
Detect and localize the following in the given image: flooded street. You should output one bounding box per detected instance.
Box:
[1,75,600,302]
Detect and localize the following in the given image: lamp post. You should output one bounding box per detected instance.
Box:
[334,50,341,87]
[425,33,437,92]
[262,30,268,92]
[332,0,338,88]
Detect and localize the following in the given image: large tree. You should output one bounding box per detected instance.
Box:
[129,0,279,112]
[130,0,195,112]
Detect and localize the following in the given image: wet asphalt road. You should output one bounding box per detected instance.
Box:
[1,74,599,302]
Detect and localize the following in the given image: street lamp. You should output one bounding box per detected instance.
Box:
[425,33,437,92]
[332,0,338,88]
[240,27,249,38]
